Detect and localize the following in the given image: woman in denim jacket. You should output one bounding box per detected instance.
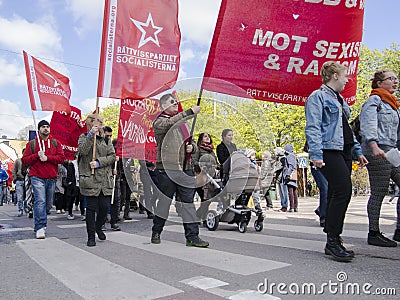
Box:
[305,61,368,262]
[360,69,400,247]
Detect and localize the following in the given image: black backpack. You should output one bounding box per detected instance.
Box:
[351,101,382,144]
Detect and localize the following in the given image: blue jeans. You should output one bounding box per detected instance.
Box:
[277,182,288,208]
[15,180,25,213]
[311,167,328,220]
[30,177,56,231]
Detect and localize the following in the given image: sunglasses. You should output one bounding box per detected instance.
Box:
[382,76,398,82]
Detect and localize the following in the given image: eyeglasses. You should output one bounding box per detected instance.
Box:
[382,76,398,82]
[170,99,178,105]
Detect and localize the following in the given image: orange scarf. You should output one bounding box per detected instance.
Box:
[370,88,400,110]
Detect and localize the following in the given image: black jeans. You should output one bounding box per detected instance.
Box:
[86,192,109,240]
[152,169,199,240]
[321,146,352,237]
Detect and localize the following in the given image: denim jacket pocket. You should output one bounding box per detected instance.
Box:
[325,104,339,122]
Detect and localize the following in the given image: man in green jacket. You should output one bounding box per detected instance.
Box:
[151,93,209,248]
[78,114,116,247]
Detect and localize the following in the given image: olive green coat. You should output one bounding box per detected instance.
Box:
[77,133,116,197]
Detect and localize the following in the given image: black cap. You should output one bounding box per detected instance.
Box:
[38,120,50,130]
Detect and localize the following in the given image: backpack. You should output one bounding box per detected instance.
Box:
[351,101,382,144]
[29,138,58,153]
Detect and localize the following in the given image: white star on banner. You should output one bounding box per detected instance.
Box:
[130,13,163,48]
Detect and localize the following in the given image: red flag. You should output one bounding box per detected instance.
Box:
[116,98,161,161]
[97,0,181,100]
[50,106,86,160]
[202,0,365,106]
[23,51,71,112]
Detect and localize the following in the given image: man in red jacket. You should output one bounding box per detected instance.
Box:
[22,120,65,239]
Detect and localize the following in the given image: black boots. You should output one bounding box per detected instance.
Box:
[325,235,354,262]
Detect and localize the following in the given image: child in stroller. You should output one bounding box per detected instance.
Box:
[204,150,264,233]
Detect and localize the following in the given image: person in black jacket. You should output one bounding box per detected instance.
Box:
[216,129,237,185]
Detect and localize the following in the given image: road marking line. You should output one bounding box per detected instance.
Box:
[181,276,229,289]
[107,231,290,275]
[16,237,182,299]
[164,225,336,252]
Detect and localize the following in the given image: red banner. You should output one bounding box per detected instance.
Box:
[23,51,71,112]
[116,98,161,161]
[97,0,181,100]
[50,106,86,160]
[202,0,365,106]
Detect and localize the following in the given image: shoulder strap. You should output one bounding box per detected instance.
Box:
[29,140,36,153]
[51,138,58,147]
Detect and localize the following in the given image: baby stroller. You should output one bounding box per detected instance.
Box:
[204,151,264,233]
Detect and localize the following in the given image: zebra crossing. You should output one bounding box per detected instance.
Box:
[1,196,399,299]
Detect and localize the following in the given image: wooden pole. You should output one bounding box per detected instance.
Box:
[111,159,118,204]
[91,97,100,175]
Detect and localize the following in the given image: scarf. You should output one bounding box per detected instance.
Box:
[370,88,400,110]
[199,142,214,152]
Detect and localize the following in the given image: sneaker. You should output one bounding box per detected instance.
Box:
[56,210,61,214]
[186,237,209,248]
[278,207,287,212]
[87,239,96,247]
[151,232,161,244]
[110,224,121,231]
[96,230,106,241]
[36,228,46,239]
[288,208,294,212]
[81,215,86,221]
[67,214,75,220]
[368,232,397,247]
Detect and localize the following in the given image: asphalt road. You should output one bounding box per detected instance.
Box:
[0,195,399,300]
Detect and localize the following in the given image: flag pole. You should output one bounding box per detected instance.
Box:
[182,88,203,170]
[91,97,100,175]
[31,111,43,152]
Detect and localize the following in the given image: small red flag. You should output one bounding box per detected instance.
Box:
[23,51,71,113]
[50,106,86,160]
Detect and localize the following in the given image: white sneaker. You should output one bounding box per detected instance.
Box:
[56,210,61,214]
[67,214,75,220]
[36,228,46,239]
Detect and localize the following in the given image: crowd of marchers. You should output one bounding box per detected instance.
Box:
[1,62,399,263]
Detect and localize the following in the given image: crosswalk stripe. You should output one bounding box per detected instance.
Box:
[57,224,86,229]
[180,276,280,300]
[263,223,366,239]
[107,231,290,275]
[16,237,182,299]
[181,276,229,289]
[1,226,33,232]
[164,225,338,252]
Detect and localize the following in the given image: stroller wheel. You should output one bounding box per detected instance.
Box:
[254,219,263,232]
[205,210,219,231]
[238,221,247,233]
